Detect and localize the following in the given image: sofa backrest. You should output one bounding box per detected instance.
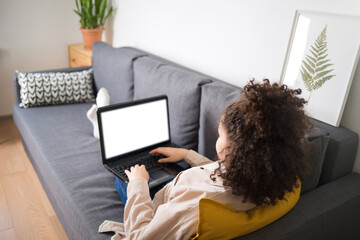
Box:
[132,56,211,150]
[311,118,358,185]
[92,42,147,104]
[91,43,358,190]
[92,42,214,150]
[198,80,243,159]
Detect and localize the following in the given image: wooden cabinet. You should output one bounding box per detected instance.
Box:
[68,44,92,67]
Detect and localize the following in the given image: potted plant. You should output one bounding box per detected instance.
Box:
[74,0,113,50]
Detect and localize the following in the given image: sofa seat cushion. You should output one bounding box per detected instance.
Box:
[92,42,147,104]
[133,56,211,150]
[13,103,123,240]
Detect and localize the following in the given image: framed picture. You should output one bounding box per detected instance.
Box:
[280,10,360,127]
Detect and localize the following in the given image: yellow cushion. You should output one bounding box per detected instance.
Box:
[191,180,301,240]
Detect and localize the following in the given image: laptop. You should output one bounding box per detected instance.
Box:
[97,95,190,189]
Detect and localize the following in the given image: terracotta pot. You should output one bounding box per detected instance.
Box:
[80,28,104,50]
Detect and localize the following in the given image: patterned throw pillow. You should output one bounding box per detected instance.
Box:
[17,68,95,108]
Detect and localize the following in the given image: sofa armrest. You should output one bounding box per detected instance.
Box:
[12,66,92,105]
[238,173,360,240]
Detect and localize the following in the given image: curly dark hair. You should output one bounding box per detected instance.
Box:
[211,79,311,206]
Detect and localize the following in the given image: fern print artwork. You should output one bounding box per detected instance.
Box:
[300,25,336,101]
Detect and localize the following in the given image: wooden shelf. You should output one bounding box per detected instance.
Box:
[68,44,92,68]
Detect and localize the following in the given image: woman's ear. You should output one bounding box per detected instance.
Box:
[220,146,232,166]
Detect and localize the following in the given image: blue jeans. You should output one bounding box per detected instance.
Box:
[115,177,173,205]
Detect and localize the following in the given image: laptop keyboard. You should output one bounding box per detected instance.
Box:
[111,155,166,178]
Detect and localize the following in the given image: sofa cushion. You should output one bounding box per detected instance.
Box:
[13,103,123,240]
[92,42,147,104]
[302,128,329,193]
[17,69,95,108]
[133,56,211,150]
[199,81,330,193]
[198,80,243,159]
[311,118,359,185]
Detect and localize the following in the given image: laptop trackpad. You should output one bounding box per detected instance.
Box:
[149,169,169,181]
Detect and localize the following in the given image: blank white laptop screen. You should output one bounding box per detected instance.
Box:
[100,99,170,159]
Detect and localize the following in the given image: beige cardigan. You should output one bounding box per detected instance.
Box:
[99,150,255,239]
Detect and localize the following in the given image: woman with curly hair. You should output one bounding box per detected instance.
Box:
[100,79,310,239]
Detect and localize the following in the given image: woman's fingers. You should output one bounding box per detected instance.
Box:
[150,147,189,163]
[149,148,159,154]
[149,147,167,156]
[125,164,149,182]
[158,157,170,163]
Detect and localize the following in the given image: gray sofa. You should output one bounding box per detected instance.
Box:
[12,42,360,240]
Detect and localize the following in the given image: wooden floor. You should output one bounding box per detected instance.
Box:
[0,118,68,240]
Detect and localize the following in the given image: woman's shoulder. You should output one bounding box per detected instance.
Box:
[211,191,257,211]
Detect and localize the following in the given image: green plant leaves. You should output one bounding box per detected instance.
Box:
[99,0,106,26]
[300,25,336,95]
[74,0,113,29]
[103,7,113,26]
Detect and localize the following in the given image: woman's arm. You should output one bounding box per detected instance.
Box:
[123,178,198,239]
[184,149,214,167]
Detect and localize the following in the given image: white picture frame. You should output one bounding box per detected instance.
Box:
[280,10,360,127]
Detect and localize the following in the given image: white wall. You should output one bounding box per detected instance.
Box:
[0,0,83,116]
[112,0,360,172]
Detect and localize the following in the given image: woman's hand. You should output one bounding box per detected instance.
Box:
[125,165,150,182]
[150,147,189,163]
